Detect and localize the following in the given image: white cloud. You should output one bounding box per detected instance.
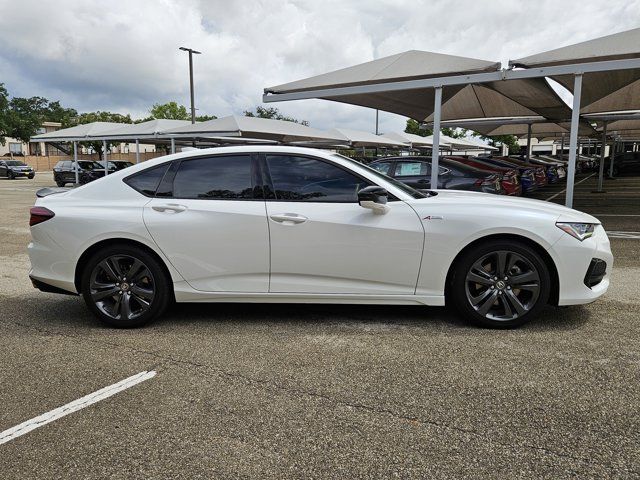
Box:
[1,0,639,134]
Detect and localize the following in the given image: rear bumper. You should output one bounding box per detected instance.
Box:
[30,275,78,296]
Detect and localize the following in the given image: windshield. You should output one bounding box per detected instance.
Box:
[331,154,428,199]
[6,160,25,166]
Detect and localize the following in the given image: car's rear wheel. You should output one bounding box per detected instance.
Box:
[55,179,65,187]
[450,240,550,328]
[8,171,15,179]
[80,245,171,328]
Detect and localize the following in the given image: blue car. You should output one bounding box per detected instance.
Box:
[473,157,538,193]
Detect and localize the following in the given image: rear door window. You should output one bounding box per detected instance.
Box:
[172,155,254,199]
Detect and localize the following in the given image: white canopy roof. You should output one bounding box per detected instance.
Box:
[97,119,192,139]
[382,131,450,148]
[429,134,497,151]
[30,122,129,142]
[511,27,640,114]
[265,50,571,122]
[164,115,343,143]
[326,128,408,148]
[440,116,596,139]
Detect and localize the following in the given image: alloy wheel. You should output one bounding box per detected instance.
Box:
[89,255,155,321]
[464,250,541,321]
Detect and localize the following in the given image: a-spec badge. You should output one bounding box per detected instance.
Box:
[423,215,444,220]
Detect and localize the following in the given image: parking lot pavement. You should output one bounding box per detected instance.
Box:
[1,173,639,478]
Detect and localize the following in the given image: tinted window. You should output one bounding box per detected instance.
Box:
[173,155,254,199]
[267,155,369,202]
[125,163,170,196]
[394,161,429,177]
[370,162,393,175]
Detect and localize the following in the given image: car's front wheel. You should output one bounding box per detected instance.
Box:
[80,245,171,328]
[450,240,550,328]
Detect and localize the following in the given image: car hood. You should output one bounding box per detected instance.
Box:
[409,189,600,223]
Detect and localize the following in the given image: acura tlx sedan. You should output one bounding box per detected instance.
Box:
[28,146,613,329]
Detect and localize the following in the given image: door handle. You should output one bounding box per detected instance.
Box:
[269,213,308,224]
[152,203,188,213]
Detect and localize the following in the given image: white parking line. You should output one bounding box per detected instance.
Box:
[0,370,156,445]
[607,231,640,239]
[545,173,596,201]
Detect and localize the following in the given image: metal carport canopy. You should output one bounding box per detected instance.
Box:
[326,128,408,148]
[162,115,344,144]
[264,36,640,207]
[511,27,640,204]
[382,131,451,149]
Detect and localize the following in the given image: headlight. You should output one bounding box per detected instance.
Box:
[556,222,596,241]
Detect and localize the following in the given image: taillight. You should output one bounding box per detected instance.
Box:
[30,206,55,226]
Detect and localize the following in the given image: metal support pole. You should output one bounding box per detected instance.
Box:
[103,140,108,176]
[375,109,379,135]
[609,138,616,177]
[73,141,79,185]
[188,52,196,124]
[595,122,607,193]
[560,134,565,161]
[171,138,176,154]
[135,139,140,164]
[430,86,443,189]
[526,123,532,160]
[565,73,582,209]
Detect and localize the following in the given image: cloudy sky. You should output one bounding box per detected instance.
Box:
[1,0,639,134]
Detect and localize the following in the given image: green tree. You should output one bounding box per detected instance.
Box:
[244,106,308,126]
[405,118,430,136]
[149,101,190,120]
[195,114,217,122]
[471,132,519,154]
[6,96,51,143]
[0,84,9,145]
[404,119,468,139]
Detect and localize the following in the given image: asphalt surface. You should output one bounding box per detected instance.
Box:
[0,172,639,479]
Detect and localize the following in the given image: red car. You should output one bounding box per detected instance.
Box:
[494,156,548,188]
[445,156,522,196]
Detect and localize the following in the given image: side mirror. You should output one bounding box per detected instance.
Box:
[358,186,390,214]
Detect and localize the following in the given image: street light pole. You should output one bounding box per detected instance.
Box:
[179,47,202,124]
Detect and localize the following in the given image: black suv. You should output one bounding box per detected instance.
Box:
[0,159,35,179]
[97,160,134,172]
[605,151,640,176]
[53,160,105,186]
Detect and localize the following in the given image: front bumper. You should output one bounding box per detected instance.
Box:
[550,225,613,305]
[10,170,34,177]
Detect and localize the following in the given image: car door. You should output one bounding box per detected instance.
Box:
[263,154,424,295]
[0,161,6,177]
[143,154,270,292]
[64,161,75,183]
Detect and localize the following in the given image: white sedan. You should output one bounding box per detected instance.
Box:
[28,146,612,328]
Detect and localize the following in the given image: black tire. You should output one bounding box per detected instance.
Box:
[28,173,35,179]
[56,180,65,187]
[450,240,550,328]
[80,244,171,328]
[7,171,15,180]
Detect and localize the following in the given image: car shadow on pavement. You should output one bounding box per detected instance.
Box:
[0,294,591,334]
